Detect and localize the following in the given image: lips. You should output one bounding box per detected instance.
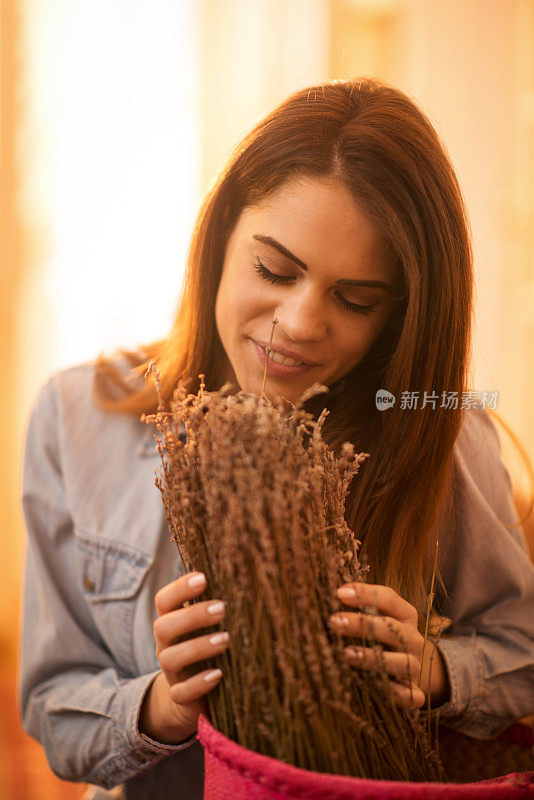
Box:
[250,339,316,378]
[251,339,318,366]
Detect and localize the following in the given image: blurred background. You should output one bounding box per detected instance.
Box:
[1,0,533,797]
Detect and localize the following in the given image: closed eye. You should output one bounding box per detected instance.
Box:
[253,259,378,317]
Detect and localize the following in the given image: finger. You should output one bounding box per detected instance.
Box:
[344,646,420,683]
[389,680,426,709]
[329,612,419,652]
[170,667,223,706]
[155,572,207,615]
[154,598,226,649]
[336,583,418,626]
[159,630,231,681]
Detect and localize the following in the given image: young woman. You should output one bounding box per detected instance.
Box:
[19,78,534,799]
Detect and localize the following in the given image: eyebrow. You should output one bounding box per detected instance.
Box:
[252,234,394,294]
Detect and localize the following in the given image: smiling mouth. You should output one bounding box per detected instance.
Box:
[256,344,309,367]
[252,339,318,367]
[270,350,307,367]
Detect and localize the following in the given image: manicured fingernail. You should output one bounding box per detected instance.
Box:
[330,615,349,627]
[209,631,230,646]
[337,587,357,599]
[207,601,225,616]
[345,646,364,661]
[188,572,206,588]
[204,668,223,683]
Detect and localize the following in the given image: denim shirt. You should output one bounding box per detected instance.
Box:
[18,361,534,797]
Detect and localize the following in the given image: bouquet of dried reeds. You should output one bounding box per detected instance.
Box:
[142,334,445,782]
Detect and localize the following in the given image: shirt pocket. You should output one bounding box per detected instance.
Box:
[74,527,153,675]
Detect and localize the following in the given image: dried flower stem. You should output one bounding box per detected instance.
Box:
[260,318,279,401]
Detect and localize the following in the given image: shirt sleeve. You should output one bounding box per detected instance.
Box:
[18,376,198,790]
[419,407,534,739]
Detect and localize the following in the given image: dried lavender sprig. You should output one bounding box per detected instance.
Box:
[260,317,279,401]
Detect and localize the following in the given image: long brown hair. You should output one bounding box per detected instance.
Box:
[94,78,530,618]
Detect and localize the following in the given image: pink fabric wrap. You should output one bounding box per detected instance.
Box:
[197,714,534,799]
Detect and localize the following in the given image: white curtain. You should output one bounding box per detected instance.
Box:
[18,0,201,384]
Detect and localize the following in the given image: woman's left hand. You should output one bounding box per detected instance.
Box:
[329,583,450,710]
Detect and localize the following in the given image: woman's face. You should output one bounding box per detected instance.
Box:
[215,176,401,404]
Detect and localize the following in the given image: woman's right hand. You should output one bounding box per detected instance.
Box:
[139,571,229,744]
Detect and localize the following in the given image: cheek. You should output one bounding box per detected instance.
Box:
[337,314,390,362]
[215,268,240,330]
[216,268,267,333]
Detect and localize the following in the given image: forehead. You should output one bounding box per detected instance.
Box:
[237,177,397,278]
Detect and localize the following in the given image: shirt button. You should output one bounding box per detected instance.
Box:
[84,576,95,592]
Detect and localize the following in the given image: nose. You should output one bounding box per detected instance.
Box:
[275,286,327,343]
